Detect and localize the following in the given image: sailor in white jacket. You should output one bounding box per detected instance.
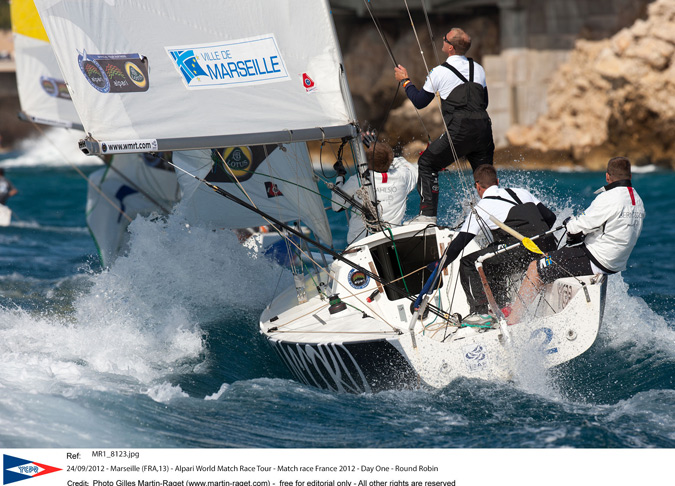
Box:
[331,137,418,246]
[507,157,645,324]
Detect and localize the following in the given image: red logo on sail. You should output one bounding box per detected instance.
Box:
[301,73,316,92]
[265,181,283,198]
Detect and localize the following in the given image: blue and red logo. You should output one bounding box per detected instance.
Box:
[301,73,316,92]
[3,455,61,484]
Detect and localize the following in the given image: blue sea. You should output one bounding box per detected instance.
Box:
[0,130,673,450]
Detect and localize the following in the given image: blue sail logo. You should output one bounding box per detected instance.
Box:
[169,49,208,85]
[166,35,290,89]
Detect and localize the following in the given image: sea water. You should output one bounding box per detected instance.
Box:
[0,131,673,448]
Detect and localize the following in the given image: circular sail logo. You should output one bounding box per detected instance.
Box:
[77,50,149,93]
[214,146,254,177]
[79,55,110,93]
[348,269,370,289]
[40,77,58,97]
[125,61,148,88]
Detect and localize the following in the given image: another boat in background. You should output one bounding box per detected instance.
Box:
[11,0,180,265]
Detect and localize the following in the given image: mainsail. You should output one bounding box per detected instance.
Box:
[34,0,351,245]
[11,0,82,128]
[33,0,358,153]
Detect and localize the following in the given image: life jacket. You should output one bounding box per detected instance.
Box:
[483,189,556,252]
[440,58,489,126]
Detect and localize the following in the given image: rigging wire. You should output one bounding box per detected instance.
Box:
[400,1,476,209]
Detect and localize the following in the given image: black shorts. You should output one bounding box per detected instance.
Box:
[536,245,594,284]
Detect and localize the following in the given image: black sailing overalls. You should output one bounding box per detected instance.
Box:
[459,189,557,314]
[418,59,495,217]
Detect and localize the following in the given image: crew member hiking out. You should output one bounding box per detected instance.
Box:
[394,27,495,224]
[507,156,645,325]
[415,165,557,325]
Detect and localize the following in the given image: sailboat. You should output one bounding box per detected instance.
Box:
[11,0,180,265]
[34,0,607,393]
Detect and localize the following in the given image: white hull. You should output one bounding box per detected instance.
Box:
[260,223,607,393]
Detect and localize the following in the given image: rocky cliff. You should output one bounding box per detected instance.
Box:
[506,0,675,169]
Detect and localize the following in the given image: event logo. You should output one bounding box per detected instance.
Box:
[207,145,278,183]
[78,50,149,93]
[3,455,61,484]
[348,269,370,289]
[40,76,71,100]
[166,34,289,89]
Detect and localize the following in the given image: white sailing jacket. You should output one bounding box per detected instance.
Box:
[566,180,645,273]
[332,156,418,245]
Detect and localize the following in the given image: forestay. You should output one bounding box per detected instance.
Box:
[33,0,357,153]
[11,0,82,128]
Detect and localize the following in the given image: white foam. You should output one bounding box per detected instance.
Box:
[146,382,189,403]
[1,129,104,168]
[0,208,288,400]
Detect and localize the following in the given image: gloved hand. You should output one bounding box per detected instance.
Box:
[566,231,584,246]
[562,216,572,227]
[362,130,377,148]
[333,160,347,177]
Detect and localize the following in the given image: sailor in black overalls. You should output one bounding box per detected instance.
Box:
[394,28,495,223]
[434,165,557,317]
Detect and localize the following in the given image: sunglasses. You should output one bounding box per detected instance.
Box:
[443,36,454,48]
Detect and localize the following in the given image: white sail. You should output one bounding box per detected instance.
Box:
[11,0,82,128]
[33,0,357,153]
[174,144,332,244]
[86,154,181,266]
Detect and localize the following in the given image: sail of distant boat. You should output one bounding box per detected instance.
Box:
[11,0,82,128]
[11,0,181,265]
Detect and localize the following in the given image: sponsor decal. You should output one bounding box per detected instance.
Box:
[40,76,71,100]
[78,50,149,93]
[99,139,158,154]
[265,181,283,198]
[557,282,574,309]
[463,344,489,372]
[207,145,277,183]
[3,454,61,484]
[301,72,316,92]
[538,255,553,269]
[348,269,370,289]
[166,34,289,89]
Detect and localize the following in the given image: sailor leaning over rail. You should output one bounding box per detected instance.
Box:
[507,156,645,325]
[331,132,417,246]
[394,27,495,224]
[414,165,557,325]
